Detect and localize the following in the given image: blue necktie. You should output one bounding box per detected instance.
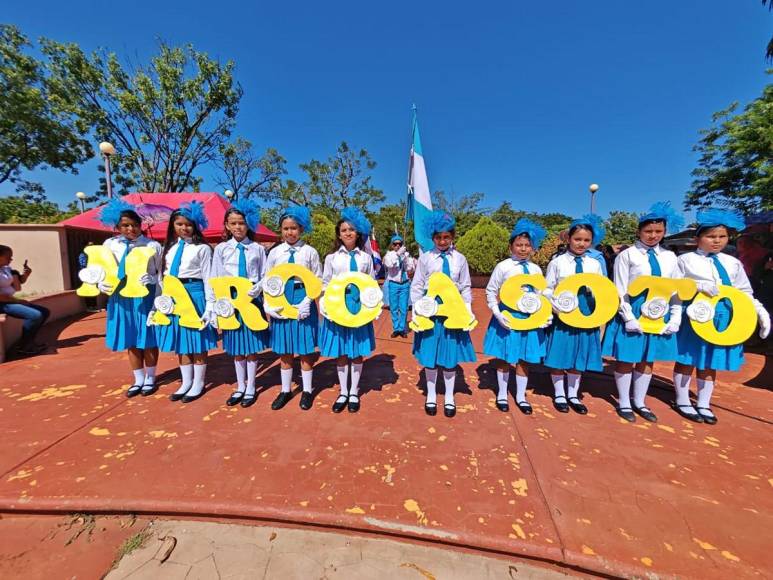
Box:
[398,255,407,282]
[117,238,131,279]
[440,252,451,276]
[517,259,529,274]
[574,256,583,274]
[288,247,296,264]
[647,248,662,277]
[237,243,248,277]
[708,253,731,286]
[169,239,186,277]
[349,250,358,272]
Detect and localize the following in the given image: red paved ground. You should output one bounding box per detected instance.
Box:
[0,289,770,579]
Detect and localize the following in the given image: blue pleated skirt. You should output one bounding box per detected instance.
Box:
[412,317,477,369]
[269,278,318,356]
[482,303,545,364]
[156,279,219,355]
[319,285,375,358]
[222,297,269,356]
[543,290,602,372]
[676,298,744,371]
[601,293,677,363]
[105,281,157,351]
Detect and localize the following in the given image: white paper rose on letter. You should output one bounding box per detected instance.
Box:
[361,286,383,309]
[263,275,284,297]
[517,292,542,314]
[641,297,668,320]
[686,300,715,323]
[414,296,439,318]
[154,295,175,315]
[553,291,578,313]
[213,298,235,318]
[78,266,105,285]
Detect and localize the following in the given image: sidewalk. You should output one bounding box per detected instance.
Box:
[0,289,770,579]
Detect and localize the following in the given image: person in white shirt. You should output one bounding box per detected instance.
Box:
[601,202,684,424]
[673,209,770,425]
[410,210,476,418]
[153,202,219,403]
[264,206,322,412]
[543,214,606,416]
[93,198,163,397]
[211,199,269,408]
[319,207,376,413]
[482,218,550,415]
[383,234,414,338]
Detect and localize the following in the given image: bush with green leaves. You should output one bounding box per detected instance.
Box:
[305,213,336,259]
[455,216,509,275]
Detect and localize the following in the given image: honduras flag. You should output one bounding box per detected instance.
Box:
[405,105,433,252]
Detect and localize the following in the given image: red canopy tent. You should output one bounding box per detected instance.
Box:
[60,192,280,243]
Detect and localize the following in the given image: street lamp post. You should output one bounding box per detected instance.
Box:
[589,183,599,214]
[224,189,234,201]
[99,142,116,199]
[75,191,87,213]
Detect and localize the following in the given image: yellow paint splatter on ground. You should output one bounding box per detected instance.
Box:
[509,524,526,540]
[345,506,365,514]
[75,477,85,482]
[427,427,436,434]
[663,542,673,551]
[703,438,720,448]
[640,557,653,567]
[399,563,435,580]
[299,500,309,507]
[19,384,87,401]
[693,538,716,550]
[619,528,634,540]
[581,545,596,555]
[438,435,447,442]
[439,465,448,471]
[8,469,33,482]
[148,430,177,438]
[102,388,124,397]
[89,427,110,436]
[577,518,591,525]
[657,425,675,433]
[403,499,428,525]
[721,550,740,562]
[511,479,528,497]
[382,464,396,483]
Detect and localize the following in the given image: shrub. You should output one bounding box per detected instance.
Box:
[455,216,509,275]
[305,213,336,259]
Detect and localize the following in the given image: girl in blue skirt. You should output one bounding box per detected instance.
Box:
[483,218,550,415]
[602,202,684,423]
[319,207,376,414]
[264,206,322,411]
[411,210,477,418]
[544,214,606,415]
[96,198,163,397]
[673,209,770,425]
[154,202,219,403]
[211,199,269,408]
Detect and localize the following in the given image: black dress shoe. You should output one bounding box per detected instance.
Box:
[424,402,437,416]
[696,407,718,425]
[169,392,185,402]
[299,391,313,410]
[271,391,293,410]
[444,404,456,418]
[391,331,399,338]
[553,396,570,413]
[126,385,143,398]
[567,397,588,415]
[332,395,348,413]
[240,393,257,408]
[516,401,533,415]
[633,405,657,423]
[616,406,635,422]
[401,331,409,338]
[226,391,244,406]
[181,390,205,403]
[347,394,360,413]
[495,399,509,412]
[674,404,703,423]
[140,384,158,397]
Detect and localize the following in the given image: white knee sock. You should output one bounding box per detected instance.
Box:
[614,371,632,408]
[696,379,715,411]
[632,371,653,408]
[515,373,528,404]
[185,364,207,398]
[246,359,257,397]
[143,366,156,386]
[280,367,293,393]
[566,373,582,399]
[673,371,694,408]
[301,369,313,393]
[443,369,456,406]
[350,363,363,396]
[337,364,349,396]
[132,368,145,386]
[425,368,438,405]
[551,373,566,399]
[174,364,193,396]
[496,370,510,401]
[234,359,247,393]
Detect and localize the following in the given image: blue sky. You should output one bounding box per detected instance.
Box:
[3,0,771,221]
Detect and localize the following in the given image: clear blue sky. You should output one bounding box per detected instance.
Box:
[3,0,771,221]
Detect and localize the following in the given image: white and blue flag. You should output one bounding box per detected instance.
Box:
[405,106,434,252]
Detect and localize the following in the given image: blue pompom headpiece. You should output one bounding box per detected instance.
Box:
[569,213,606,243]
[341,206,372,236]
[510,218,547,249]
[178,200,208,232]
[422,210,456,242]
[639,201,685,232]
[390,233,404,244]
[229,198,262,232]
[696,208,746,233]
[278,205,312,234]
[98,197,136,228]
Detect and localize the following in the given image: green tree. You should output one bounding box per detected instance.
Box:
[41,39,243,195]
[535,212,573,236]
[604,210,639,245]
[685,72,773,213]
[490,201,526,230]
[455,216,509,275]
[0,195,76,224]
[533,233,561,270]
[368,202,419,256]
[434,190,486,233]
[216,138,286,200]
[0,25,91,195]
[305,212,336,259]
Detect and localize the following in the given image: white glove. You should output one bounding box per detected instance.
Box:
[296,297,312,320]
[624,319,643,334]
[464,302,476,331]
[757,304,771,339]
[319,297,330,320]
[146,310,158,327]
[97,281,114,294]
[540,314,554,329]
[397,246,407,256]
[696,281,719,297]
[619,301,636,323]
[247,281,262,298]
[659,319,681,335]
[491,305,511,330]
[264,303,287,320]
[200,307,218,329]
[138,273,155,286]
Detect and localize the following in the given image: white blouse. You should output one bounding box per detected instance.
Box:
[410,247,473,304]
[322,246,374,288]
[677,250,754,297]
[383,250,415,283]
[545,252,603,291]
[265,241,322,277]
[0,266,15,297]
[485,257,542,312]
[211,238,267,282]
[612,242,681,321]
